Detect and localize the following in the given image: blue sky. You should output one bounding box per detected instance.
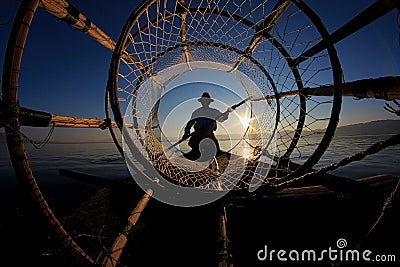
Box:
[1,0,399,143]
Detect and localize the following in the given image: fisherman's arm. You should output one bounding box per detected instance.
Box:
[217,107,234,122]
[183,118,195,137]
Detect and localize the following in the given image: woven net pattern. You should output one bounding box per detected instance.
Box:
[114,0,341,190]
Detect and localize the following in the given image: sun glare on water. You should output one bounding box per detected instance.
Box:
[242,147,250,159]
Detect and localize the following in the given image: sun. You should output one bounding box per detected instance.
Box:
[242,147,250,159]
[239,117,252,129]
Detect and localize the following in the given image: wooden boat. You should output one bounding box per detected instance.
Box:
[57,168,400,267]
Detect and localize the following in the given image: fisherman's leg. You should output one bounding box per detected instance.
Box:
[209,134,222,156]
[185,135,201,160]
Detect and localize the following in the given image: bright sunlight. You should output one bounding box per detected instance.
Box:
[239,117,252,129]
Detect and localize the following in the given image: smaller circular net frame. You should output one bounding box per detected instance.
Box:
[107,0,342,192]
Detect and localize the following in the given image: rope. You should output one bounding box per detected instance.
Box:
[4,122,55,149]
[1,101,54,149]
[355,178,400,250]
[99,118,112,130]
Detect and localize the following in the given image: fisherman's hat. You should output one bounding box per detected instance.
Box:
[198,92,214,102]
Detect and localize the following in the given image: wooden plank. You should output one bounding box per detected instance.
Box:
[58,169,137,189]
[358,174,397,183]
[279,158,386,198]
[276,175,399,199]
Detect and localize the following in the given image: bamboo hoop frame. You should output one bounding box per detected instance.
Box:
[1,0,95,265]
[106,0,343,179]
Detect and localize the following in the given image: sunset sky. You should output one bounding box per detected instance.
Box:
[0,0,399,142]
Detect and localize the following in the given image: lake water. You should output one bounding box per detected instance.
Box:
[0,133,399,224]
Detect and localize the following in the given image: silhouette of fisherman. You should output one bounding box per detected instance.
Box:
[183,92,232,161]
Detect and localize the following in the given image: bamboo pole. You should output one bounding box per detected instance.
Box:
[1,102,119,128]
[103,189,153,267]
[217,206,233,267]
[252,76,400,101]
[38,0,142,67]
[51,115,118,128]
[230,0,290,71]
[178,0,192,70]
[294,0,399,65]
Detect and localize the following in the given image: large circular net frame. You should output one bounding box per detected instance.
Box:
[106,0,343,191]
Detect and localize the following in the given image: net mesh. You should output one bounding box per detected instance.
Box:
[115,0,340,191]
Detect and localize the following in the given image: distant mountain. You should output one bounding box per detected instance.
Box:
[334,119,400,136]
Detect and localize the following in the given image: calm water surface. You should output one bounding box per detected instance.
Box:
[0,134,399,222]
